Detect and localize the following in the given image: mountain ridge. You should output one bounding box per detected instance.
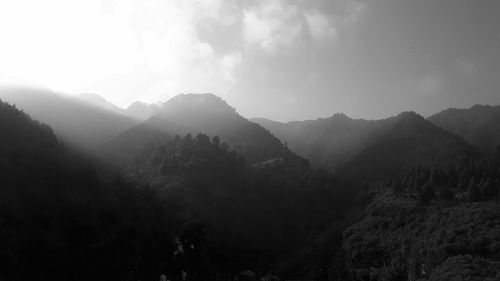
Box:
[103,93,293,166]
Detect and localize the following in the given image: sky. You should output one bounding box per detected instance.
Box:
[0,0,499,121]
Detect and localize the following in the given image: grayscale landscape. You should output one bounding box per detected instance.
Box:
[0,0,499,280]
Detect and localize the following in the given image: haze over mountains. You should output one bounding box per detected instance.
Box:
[0,86,138,153]
[1,85,500,280]
[0,86,494,179]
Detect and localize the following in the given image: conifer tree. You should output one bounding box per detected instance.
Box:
[466,178,482,202]
[419,182,435,203]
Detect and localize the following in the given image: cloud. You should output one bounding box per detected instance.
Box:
[221,53,243,83]
[305,10,338,40]
[455,59,479,77]
[416,75,442,95]
[243,0,304,54]
[341,0,366,26]
[0,0,368,106]
[242,0,365,54]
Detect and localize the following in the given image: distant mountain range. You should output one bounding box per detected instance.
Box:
[0,86,497,182]
[254,111,478,181]
[1,86,500,279]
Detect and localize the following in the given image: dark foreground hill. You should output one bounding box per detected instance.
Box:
[124,133,356,272]
[344,193,500,281]
[429,104,500,153]
[0,99,176,281]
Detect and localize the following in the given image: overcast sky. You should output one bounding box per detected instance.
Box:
[0,0,499,121]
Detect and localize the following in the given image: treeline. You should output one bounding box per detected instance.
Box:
[384,146,500,203]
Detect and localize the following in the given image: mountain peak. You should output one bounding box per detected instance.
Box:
[396,111,422,119]
[166,93,233,108]
[330,112,352,121]
[160,93,237,117]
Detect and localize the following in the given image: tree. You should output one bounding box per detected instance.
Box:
[466,178,482,202]
[457,169,469,191]
[481,178,499,200]
[419,182,435,203]
[439,185,454,201]
[390,180,405,194]
[212,136,220,148]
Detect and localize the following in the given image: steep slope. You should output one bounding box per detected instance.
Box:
[338,112,478,182]
[105,93,291,165]
[76,93,126,115]
[429,104,500,153]
[0,86,138,152]
[0,99,175,281]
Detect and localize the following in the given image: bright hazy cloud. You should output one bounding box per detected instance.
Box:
[0,0,346,107]
[0,0,498,121]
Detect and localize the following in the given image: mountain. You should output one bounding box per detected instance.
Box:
[104,93,291,165]
[255,112,477,182]
[126,101,161,120]
[337,112,478,182]
[253,113,389,171]
[0,99,175,281]
[428,104,500,153]
[0,86,138,152]
[76,93,126,115]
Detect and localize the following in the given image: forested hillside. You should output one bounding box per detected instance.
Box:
[337,112,478,182]
[342,148,500,281]
[125,133,355,273]
[254,111,478,180]
[104,94,292,166]
[252,114,383,171]
[429,104,500,153]
[2,89,500,280]
[0,100,176,281]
